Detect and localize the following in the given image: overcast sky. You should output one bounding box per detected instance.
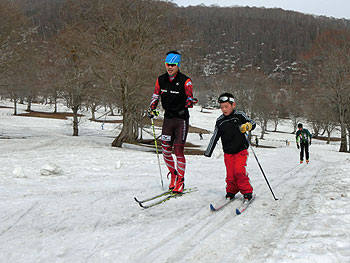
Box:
[171,0,350,20]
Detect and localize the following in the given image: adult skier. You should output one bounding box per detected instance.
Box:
[147,51,195,193]
[204,93,256,201]
[296,123,312,164]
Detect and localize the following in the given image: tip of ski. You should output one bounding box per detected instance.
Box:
[209,204,216,211]
[134,187,198,209]
[134,197,147,208]
[209,198,235,212]
[236,195,256,215]
[138,202,146,208]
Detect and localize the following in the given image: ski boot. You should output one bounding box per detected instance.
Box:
[306,160,309,164]
[167,170,177,190]
[225,192,235,200]
[173,175,184,193]
[300,160,303,164]
[244,193,253,201]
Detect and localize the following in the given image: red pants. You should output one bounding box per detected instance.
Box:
[224,149,253,194]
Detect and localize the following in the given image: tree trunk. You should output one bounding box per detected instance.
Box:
[91,106,96,121]
[312,123,320,137]
[72,105,79,136]
[53,91,58,113]
[134,120,140,140]
[339,122,347,152]
[326,130,331,144]
[347,126,350,152]
[338,103,347,152]
[13,99,17,115]
[26,98,32,112]
[273,119,278,131]
[109,104,115,116]
[112,110,134,147]
[260,117,266,139]
[139,125,143,140]
[112,81,137,147]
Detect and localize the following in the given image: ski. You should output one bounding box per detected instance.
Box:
[134,190,172,204]
[134,187,197,209]
[138,192,183,209]
[210,198,235,211]
[235,195,256,215]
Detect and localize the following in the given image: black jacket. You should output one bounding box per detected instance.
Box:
[158,71,190,119]
[204,110,256,156]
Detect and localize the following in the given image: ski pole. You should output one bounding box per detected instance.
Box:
[151,115,164,190]
[246,133,278,201]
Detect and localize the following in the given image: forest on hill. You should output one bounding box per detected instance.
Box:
[1,0,350,151]
[180,5,350,76]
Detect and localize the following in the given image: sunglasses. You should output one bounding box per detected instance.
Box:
[165,63,178,67]
[218,96,235,103]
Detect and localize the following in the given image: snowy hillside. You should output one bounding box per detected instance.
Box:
[0,101,349,263]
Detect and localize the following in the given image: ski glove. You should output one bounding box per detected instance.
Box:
[147,108,159,118]
[240,122,253,133]
[297,143,300,149]
[309,140,312,145]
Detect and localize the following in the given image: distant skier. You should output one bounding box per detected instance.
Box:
[296,123,312,164]
[204,93,256,201]
[255,136,259,147]
[147,51,195,193]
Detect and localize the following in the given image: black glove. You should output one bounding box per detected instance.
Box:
[309,140,312,145]
[147,108,159,118]
[297,143,300,149]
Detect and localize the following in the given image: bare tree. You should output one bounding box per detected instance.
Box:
[88,0,181,146]
[0,1,29,78]
[0,0,36,112]
[222,70,276,139]
[50,22,95,136]
[250,73,276,139]
[305,30,350,152]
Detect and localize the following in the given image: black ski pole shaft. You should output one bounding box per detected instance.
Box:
[246,133,278,200]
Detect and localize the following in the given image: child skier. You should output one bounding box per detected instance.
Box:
[204,93,256,201]
[296,123,312,164]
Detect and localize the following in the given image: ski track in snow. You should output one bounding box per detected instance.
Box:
[131,157,331,263]
[0,202,38,238]
[133,198,241,262]
[1,103,350,262]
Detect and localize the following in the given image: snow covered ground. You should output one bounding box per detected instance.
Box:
[0,101,349,263]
